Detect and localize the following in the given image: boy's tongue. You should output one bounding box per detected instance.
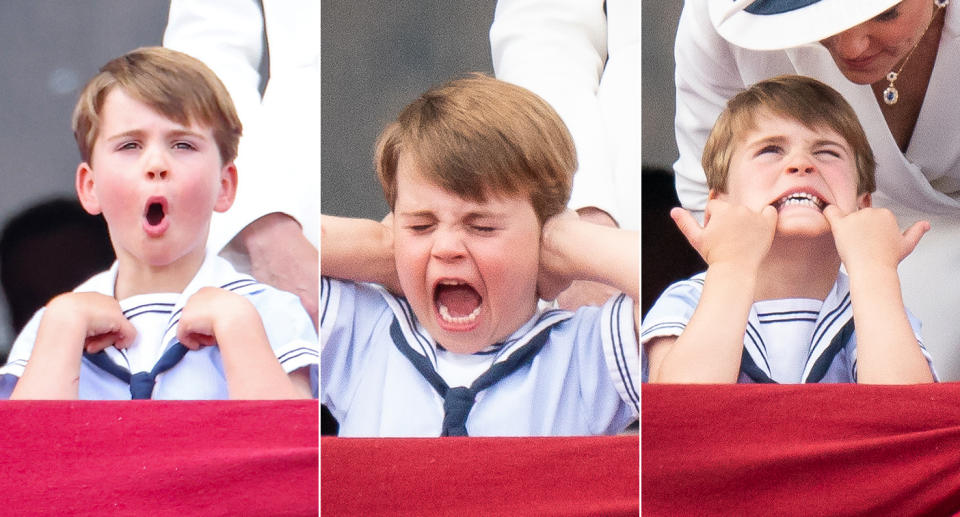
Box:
[436,284,481,317]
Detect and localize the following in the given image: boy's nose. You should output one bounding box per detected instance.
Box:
[785,153,815,175]
[431,228,467,261]
[786,163,815,175]
[144,153,169,180]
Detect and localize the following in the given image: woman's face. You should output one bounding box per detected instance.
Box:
[819,0,937,85]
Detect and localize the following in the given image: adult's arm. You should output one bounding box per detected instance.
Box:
[490,0,617,220]
[673,0,748,213]
[164,1,320,325]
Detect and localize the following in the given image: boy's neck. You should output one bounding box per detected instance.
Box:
[754,233,840,302]
[113,247,207,300]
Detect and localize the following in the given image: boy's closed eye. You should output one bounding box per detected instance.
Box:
[469,224,498,234]
[755,144,782,157]
[406,223,434,233]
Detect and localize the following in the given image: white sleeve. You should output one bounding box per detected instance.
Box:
[318,278,393,416]
[490,0,617,218]
[598,294,640,416]
[673,0,747,213]
[639,274,705,344]
[251,286,319,393]
[163,0,265,132]
[0,308,44,398]
[163,1,320,252]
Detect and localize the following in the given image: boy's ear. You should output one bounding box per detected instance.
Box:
[75,162,102,215]
[213,162,238,213]
[857,192,872,209]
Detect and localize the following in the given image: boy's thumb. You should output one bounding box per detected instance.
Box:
[821,204,840,223]
[670,207,702,248]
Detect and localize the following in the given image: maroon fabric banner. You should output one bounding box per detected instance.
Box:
[642,383,960,516]
[321,436,638,516]
[0,400,318,516]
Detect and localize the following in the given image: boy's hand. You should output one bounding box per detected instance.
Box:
[823,205,929,270]
[177,287,256,350]
[554,208,622,309]
[670,199,777,270]
[45,292,137,354]
[537,209,581,301]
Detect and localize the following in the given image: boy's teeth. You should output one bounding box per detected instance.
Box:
[778,192,824,209]
[438,304,481,324]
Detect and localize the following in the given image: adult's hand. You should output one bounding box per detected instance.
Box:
[235,213,318,328]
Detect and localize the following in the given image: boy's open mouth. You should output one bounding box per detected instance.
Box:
[146,202,165,226]
[142,197,169,236]
[773,192,825,212]
[434,280,482,326]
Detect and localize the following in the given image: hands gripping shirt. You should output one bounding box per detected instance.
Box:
[0,250,318,399]
[641,271,938,383]
[320,277,639,437]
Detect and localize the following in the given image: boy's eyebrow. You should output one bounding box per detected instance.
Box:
[813,138,848,149]
[745,135,848,150]
[744,135,787,148]
[463,211,506,222]
[104,128,209,142]
[396,210,436,219]
[395,210,507,220]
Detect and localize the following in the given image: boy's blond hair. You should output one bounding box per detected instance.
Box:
[702,75,876,195]
[375,74,576,226]
[72,46,242,165]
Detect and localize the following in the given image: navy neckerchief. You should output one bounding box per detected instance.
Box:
[84,343,189,399]
[388,315,563,437]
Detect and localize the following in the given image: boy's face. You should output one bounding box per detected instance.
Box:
[392,152,541,354]
[75,88,236,270]
[717,112,870,237]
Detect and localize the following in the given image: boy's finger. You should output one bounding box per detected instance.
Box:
[115,319,137,348]
[84,332,123,354]
[670,207,703,249]
[821,204,841,224]
[901,220,931,255]
[760,204,778,225]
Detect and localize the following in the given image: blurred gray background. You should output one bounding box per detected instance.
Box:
[0,2,169,351]
[321,1,497,220]
[321,1,684,212]
[641,2,682,172]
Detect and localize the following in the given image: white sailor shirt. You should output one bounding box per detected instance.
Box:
[641,271,938,383]
[320,277,639,437]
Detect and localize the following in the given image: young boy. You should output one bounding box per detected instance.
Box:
[320,75,639,436]
[642,75,936,384]
[0,47,317,399]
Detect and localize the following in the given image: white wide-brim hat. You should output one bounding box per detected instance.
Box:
[709,0,901,51]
